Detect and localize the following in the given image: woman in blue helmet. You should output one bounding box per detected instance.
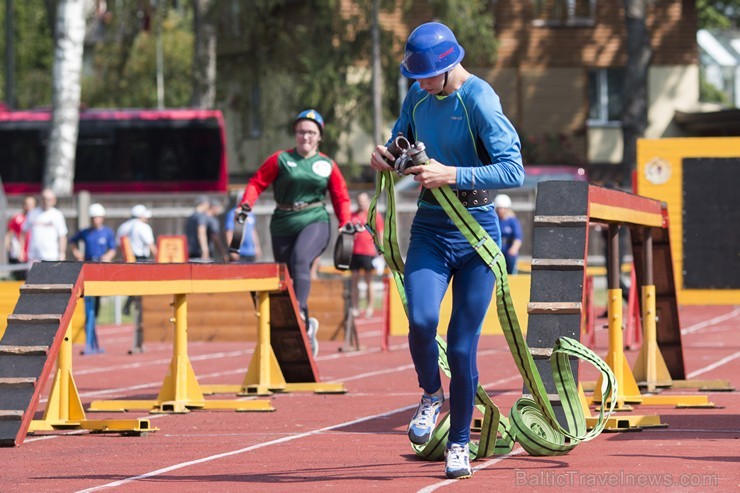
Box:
[239,110,352,357]
[370,22,524,479]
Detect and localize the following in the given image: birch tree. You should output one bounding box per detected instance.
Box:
[191,0,216,108]
[44,0,85,196]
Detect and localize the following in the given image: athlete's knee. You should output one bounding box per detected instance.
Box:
[408,307,440,339]
[407,320,438,348]
[445,342,475,374]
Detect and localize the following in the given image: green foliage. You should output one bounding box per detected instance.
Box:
[82,6,194,108]
[212,0,498,169]
[291,1,368,156]
[2,0,500,178]
[699,74,732,106]
[697,0,740,29]
[427,0,498,66]
[0,0,55,108]
[1,1,193,110]
[214,0,402,159]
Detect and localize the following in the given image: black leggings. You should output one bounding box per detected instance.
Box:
[272,221,331,320]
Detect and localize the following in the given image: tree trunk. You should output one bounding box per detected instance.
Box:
[621,0,653,190]
[191,0,216,109]
[44,0,85,197]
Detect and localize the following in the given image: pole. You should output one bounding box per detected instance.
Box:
[5,0,14,108]
[155,1,165,109]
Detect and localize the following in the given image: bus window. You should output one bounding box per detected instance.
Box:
[0,108,228,194]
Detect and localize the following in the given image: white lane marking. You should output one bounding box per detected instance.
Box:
[70,375,522,491]
[687,351,740,378]
[681,307,740,335]
[73,350,249,375]
[417,448,526,493]
[73,404,421,492]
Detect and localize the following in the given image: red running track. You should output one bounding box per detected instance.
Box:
[1,306,738,492]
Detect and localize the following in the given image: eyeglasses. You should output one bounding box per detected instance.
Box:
[296,130,319,137]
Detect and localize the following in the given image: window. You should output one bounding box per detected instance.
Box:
[533,0,595,27]
[588,68,625,125]
[0,110,228,194]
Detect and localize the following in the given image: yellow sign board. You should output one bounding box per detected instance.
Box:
[156,235,188,263]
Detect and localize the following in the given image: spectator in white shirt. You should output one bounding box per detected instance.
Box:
[115,204,157,353]
[116,204,158,261]
[23,188,68,262]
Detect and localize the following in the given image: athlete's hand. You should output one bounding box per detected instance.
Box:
[370,145,395,172]
[236,203,250,224]
[406,159,456,189]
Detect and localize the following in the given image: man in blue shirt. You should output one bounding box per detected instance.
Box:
[369,22,524,479]
[70,203,116,355]
[494,194,523,274]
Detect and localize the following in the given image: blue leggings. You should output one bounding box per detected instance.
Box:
[272,221,331,320]
[405,207,500,445]
[84,296,101,351]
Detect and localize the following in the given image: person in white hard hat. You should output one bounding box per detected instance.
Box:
[70,203,116,355]
[116,204,157,261]
[494,194,522,274]
[115,204,158,353]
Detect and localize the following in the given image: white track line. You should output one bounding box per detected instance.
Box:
[417,448,527,493]
[73,404,420,492]
[73,350,249,375]
[42,344,408,403]
[687,351,740,379]
[416,383,525,492]
[72,374,522,492]
[681,307,740,335]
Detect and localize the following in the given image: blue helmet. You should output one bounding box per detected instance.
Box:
[294,109,325,135]
[400,22,465,79]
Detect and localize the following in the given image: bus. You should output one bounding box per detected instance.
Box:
[0,107,228,194]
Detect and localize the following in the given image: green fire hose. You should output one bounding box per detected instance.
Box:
[366,169,617,460]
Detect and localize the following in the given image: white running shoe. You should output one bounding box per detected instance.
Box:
[445,442,472,479]
[307,317,319,357]
[407,391,444,445]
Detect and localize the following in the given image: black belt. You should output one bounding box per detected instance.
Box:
[420,188,490,208]
[275,201,324,212]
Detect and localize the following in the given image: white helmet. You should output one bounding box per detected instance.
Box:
[131,204,152,218]
[89,203,106,218]
[494,194,512,209]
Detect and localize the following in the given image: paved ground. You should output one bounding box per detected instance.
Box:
[1,305,738,492]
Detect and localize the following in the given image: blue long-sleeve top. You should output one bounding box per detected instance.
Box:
[388,76,524,194]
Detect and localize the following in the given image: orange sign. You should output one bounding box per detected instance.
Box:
[156,235,188,263]
[120,236,136,263]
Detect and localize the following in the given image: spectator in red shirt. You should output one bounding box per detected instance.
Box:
[349,192,384,318]
[5,195,37,280]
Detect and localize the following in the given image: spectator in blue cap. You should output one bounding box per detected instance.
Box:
[71,203,116,355]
